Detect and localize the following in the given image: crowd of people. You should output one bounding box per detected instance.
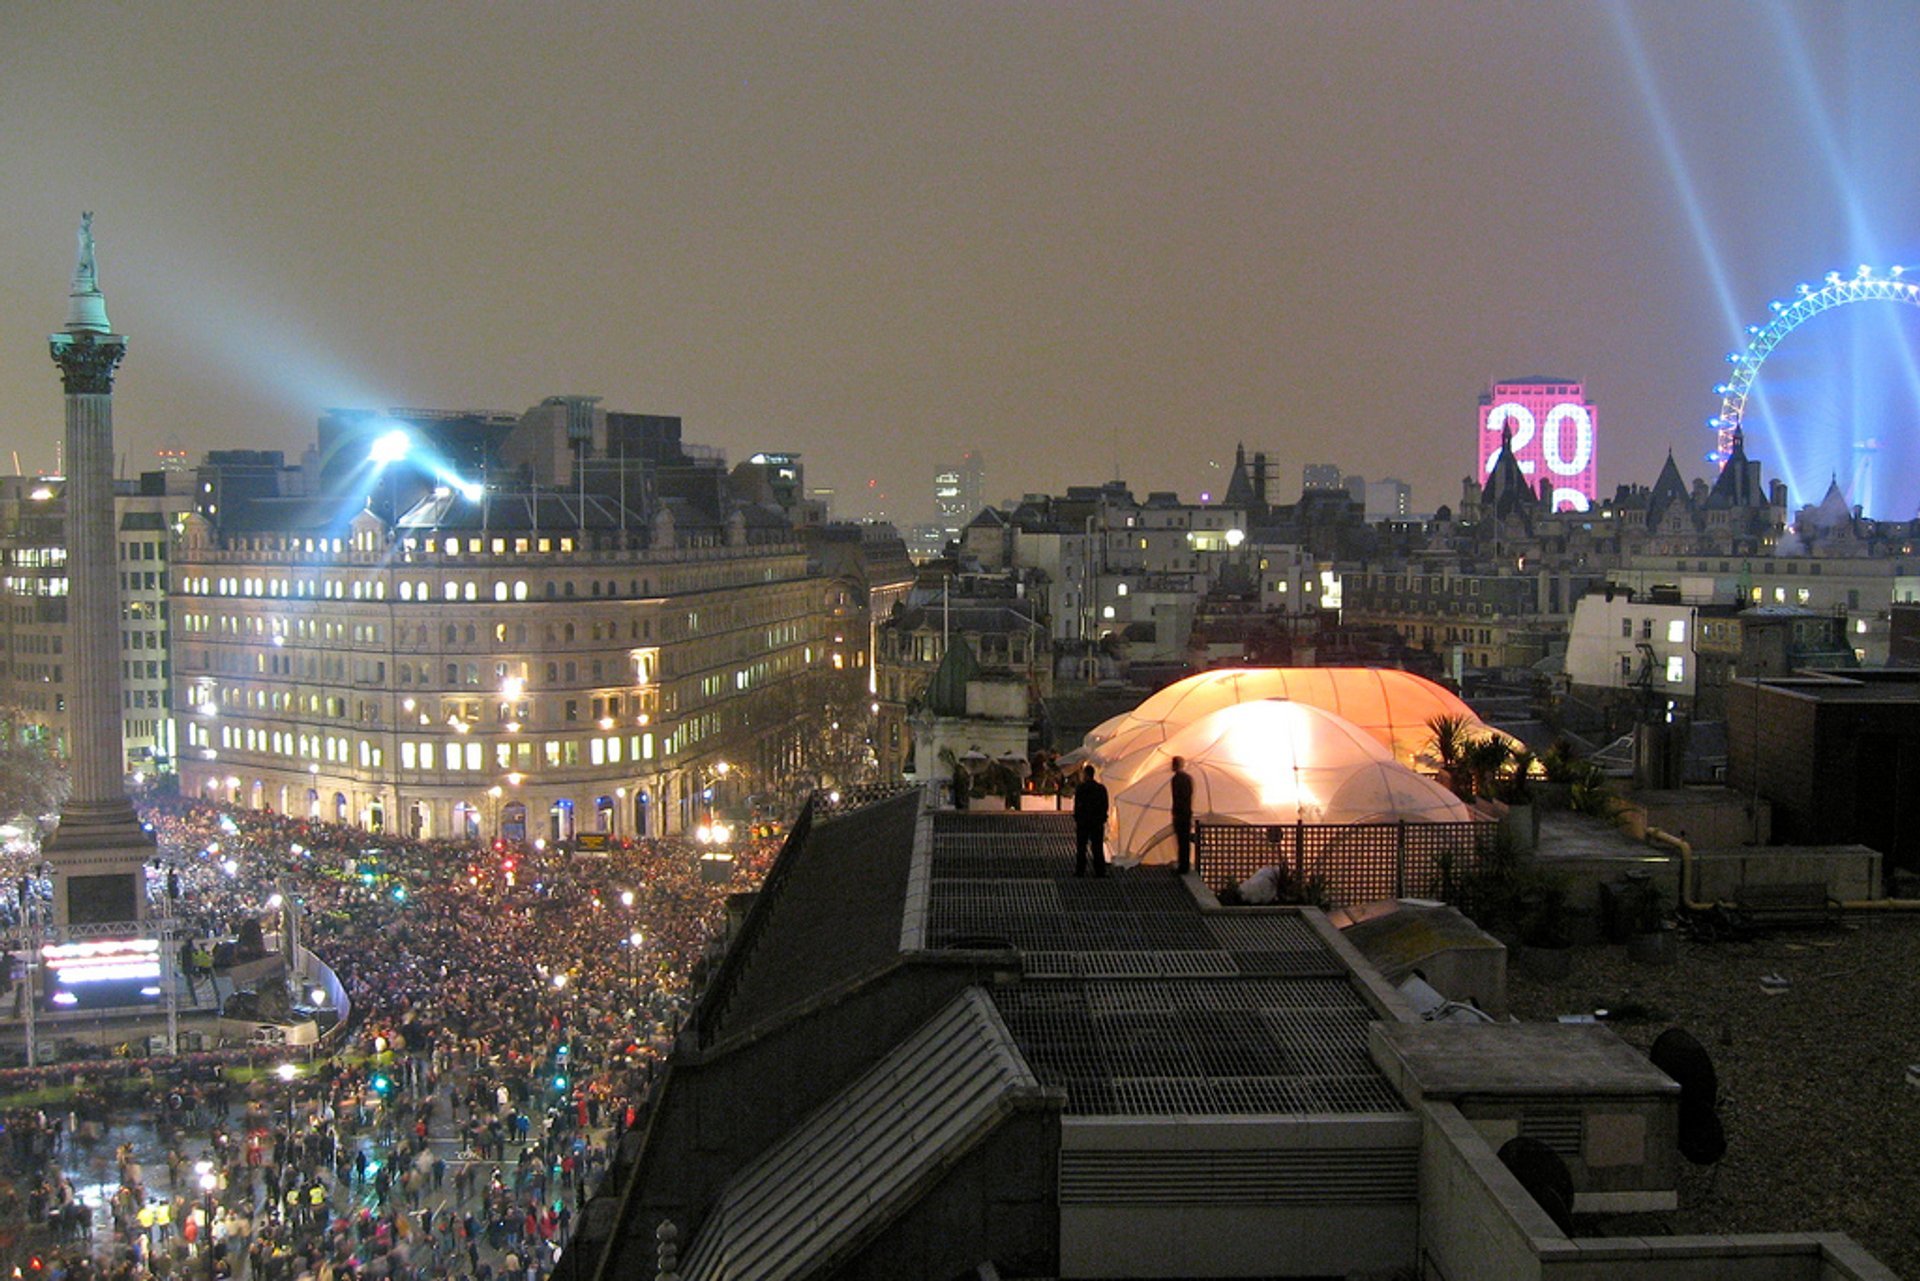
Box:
[0,791,786,1281]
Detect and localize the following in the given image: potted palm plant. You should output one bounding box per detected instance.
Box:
[1425,713,1475,802]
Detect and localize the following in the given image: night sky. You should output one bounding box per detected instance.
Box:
[4,3,1918,522]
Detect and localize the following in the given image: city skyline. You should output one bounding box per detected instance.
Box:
[3,4,1919,521]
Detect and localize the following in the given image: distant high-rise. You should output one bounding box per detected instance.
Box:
[934,450,985,549]
[1477,377,1598,513]
[44,213,153,929]
[1302,462,1343,492]
[1366,477,1413,521]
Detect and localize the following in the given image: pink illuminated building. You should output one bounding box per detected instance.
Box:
[1477,377,1598,513]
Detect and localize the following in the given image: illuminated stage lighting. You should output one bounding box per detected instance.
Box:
[370,429,412,465]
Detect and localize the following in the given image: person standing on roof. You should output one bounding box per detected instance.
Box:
[1072,765,1109,878]
[1169,756,1195,875]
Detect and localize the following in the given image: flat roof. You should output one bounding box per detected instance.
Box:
[1373,1022,1679,1101]
[921,811,1407,1118]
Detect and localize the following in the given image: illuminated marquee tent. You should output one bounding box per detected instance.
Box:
[1109,700,1475,866]
[1086,667,1497,787]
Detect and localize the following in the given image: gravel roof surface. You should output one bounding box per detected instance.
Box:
[1506,914,1920,1279]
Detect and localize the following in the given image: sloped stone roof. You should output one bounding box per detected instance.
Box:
[679,987,1044,1281]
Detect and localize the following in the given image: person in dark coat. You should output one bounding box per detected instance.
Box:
[1169,755,1195,874]
[1072,765,1109,878]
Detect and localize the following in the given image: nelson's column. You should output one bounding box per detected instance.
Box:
[44,213,153,928]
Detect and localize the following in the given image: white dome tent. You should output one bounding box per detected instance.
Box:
[1085,667,1504,788]
[1108,699,1474,866]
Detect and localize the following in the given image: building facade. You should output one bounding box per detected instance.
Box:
[171,399,838,843]
[0,470,194,779]
[1341,564,1601,675]
[172,503,824,841]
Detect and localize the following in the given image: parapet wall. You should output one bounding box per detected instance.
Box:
[1414,1100,1896,1281]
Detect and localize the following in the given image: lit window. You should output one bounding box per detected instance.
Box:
[1665,656,1685,683]
[1667,619,1685,644]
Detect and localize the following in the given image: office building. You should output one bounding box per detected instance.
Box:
[933,450,986,549]
[171,399,833,842]
[0,471,195,778]
[1477,377,1599,514]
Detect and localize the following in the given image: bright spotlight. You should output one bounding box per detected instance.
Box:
[370,429,412,465]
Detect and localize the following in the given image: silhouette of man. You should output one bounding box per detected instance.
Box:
[1169,756,1194,874]
[1072,765,1109,878]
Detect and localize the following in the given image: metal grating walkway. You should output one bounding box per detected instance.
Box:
[922,811,1408,1117]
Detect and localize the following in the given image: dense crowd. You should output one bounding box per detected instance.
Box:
[0,793,784,1281]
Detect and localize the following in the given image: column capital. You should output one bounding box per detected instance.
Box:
[49,330,127,395]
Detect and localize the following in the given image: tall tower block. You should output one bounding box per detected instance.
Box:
[1476,377,1599,514]
[45,213,153,928]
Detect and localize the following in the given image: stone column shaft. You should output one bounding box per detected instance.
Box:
[61,388,134,821]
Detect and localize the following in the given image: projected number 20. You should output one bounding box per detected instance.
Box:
[1484,401,1593,512]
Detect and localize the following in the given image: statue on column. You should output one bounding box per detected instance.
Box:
[74,212,97,292]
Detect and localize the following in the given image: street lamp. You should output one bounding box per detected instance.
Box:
[196,1162,217,1281]
[277,1061,300,1130]
[628,930,644,998]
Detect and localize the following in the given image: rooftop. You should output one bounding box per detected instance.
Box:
[923,811,1406,1117]
[1374,1021,1680,1101]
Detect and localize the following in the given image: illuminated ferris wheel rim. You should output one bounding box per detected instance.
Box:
[1710,264,1920,464]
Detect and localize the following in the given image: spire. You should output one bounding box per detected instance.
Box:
[1645,448,1690,528]
[1480,425,1533,518]
[1650,450,1687,499]
[1706,427,1754,508]
[63,212,112,334]
[1222,440,1258,509]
